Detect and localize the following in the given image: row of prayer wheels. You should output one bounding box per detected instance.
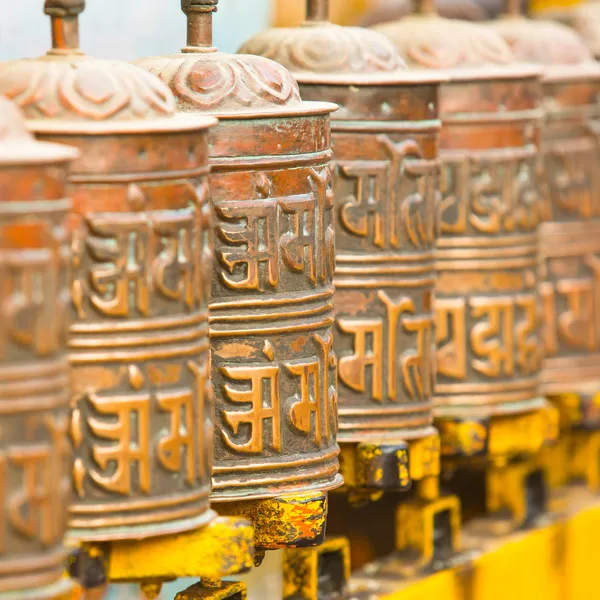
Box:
[2,0,600,598]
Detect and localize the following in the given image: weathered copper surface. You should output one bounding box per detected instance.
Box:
[134,0,342,503]
[240,2,443,452]
[0,95,78,597]
[490,6,600,400]
[375,3,546,457]
[0,0,218,542]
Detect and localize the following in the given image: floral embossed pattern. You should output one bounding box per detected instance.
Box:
[238,22,406,75]
[0,54,176,121]
[490,18,593,65]
[374,16,514,70]
[134,52,301,114]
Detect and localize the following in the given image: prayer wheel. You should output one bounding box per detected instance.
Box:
[491,1,600,488]
[240,0,445,496]
[0,95,78,598]
[134,0,341,548]
[376,0,556,525]
[0,0,218,543]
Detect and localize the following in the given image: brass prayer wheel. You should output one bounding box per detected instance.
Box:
[375,4,554,467]
[134,0,341,545]
[0,95,78,598]
[0,0,218,543]
[240,0,445,495]
[491,5,600,429]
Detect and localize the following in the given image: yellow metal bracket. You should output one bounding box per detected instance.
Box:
[487,404,559,462]
[283,536,351,600]
[395,494,462,574]
[438,403,558,463]
[484,458,548,534]
[338,433,440,501]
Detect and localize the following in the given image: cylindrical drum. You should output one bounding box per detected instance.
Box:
[376,6,548,461]
[0,96,78,597]
[240,9,445,488]
[491,12,600,418]
[135,0,342,502]
[0,1,218,542]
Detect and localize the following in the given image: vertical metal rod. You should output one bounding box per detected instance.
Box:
[306,0,329,21]
[50,15,80,50]
[413,0,436,15]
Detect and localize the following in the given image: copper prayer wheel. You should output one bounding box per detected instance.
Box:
[0,0,218,543]
[240,0,445,494]
[0,95,78,598]
[134,0,342,532]
[375,3,552,464]
[491,5,600,426]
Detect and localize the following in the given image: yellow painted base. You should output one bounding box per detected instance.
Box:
[349,485,600,600]
[105,516,254,583]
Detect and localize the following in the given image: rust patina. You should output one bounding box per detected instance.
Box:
[0,0,218,543]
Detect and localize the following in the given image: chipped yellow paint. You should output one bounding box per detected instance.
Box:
[283,537,351,600]
[175,581,248,600]
[395,495,461,573]
[440,420,487,457]
[104,516,254,583]
[217,492,327,550]
[339,433,440,493]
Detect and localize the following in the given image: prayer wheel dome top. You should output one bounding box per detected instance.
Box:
[0,55,177,122]
[134,50,302,115]
[0,93,78,165]
[371,0,544,79]
[0,0,218,134]
[238,21,415,84]
[134,0,313,116]
[489,12,600,78]
[571,2,600,59]
[373,13,516,71]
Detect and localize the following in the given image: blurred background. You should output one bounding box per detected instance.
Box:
[0,0,515,63]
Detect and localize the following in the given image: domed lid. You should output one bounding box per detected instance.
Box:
[0,93,78,166]
[0,0,216,134]
[237,0,442,86]
[372,0,538,79]
[571,1,600,59]
[489,0,600,79]
[133,1,335,118]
